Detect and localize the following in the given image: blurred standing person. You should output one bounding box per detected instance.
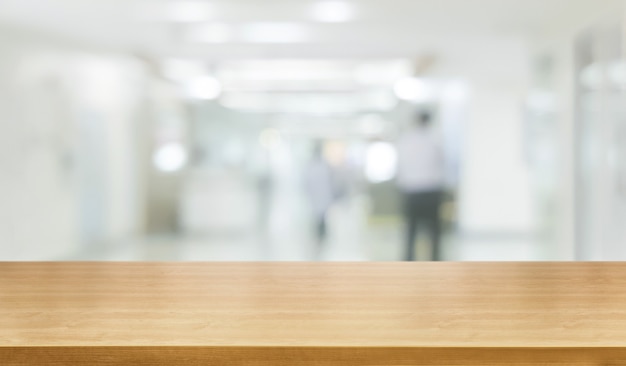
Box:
[396,112,445,261]
[254,149,273,255]
[304,142,341,256]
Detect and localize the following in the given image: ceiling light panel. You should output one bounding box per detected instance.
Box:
[184,23,233,43]
[310,1,356,23]
[239,22,313,43]
[185,22,313,43]
[135,1,216,22]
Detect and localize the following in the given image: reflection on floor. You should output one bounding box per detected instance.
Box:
[67,233,545,262]
[64,192,547,261]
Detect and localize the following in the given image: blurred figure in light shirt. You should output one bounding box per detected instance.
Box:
[396,111,445,261]
[304,142,345,257]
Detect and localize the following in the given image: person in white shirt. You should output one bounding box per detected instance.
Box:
[304,142,344,251]
[396,111,445,261]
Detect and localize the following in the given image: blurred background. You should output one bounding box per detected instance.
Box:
[0,0,625,261]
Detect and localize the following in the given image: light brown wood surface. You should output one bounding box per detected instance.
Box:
[2,262,626,365]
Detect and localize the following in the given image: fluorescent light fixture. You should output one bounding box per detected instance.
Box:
[153,143,188,172]
[185,23,233,43]
[186,23,312,43]
[185,76,222,100]
[393,77,434,102]
[365,142,397,183]
[220,92,360,114]
[167,1,214,22]
[217,60,357,91]
[161,59,207,82]
[353,60,412,85]
[311,1,355,23]
[240,23,312,43]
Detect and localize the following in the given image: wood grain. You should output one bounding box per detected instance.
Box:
[2,262,626,365]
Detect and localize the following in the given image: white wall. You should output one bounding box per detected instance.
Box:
[69,56,146,244]
[439,37,537,236]
[0,36,77,259]
[529,0,625,260]
[0,29,148,260]
[459,86,535,234]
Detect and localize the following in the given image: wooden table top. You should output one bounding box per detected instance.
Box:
[3,262,626,365]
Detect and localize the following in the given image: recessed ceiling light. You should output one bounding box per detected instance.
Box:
[153,143,188,173]
[133,1,216,22]
[394,77,434,102]
[185,23,233,43]
[185,23,313,44]
[240,23,312,43]
[161,59,207,82]
[310,1,355,23]
[167,1,214,22]
[365,142,397,183]
[185,76,222,100]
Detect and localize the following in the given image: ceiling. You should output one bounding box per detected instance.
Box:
[0,0,618,60]
[0,0,620,118]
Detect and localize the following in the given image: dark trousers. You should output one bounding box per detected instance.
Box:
[316,213,327,244]
[313,212,328,260]
[403,190,443,261]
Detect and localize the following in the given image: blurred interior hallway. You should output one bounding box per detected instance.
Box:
[0,0,625,261]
